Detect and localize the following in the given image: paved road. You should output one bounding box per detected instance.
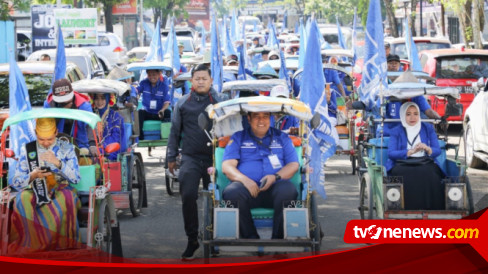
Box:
[117,126,488,260]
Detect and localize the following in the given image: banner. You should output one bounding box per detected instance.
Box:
[54,8,98,45]
[112,0,137,15]
[31,4,71,52]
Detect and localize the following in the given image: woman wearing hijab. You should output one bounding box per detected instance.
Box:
[386,102,445,210]
[91,93,124,161]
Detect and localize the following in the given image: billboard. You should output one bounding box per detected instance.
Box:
[113,0,137,15]
[54,8,98,45]
[31,4,71,52]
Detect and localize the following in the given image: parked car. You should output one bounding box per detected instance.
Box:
[0,61,85,108]
[386,36,451,60]
[127,46,149,63]
[463,79,488,168]
[162,36,196,59]
[420,48,488,122]
[16,29,32,61]
[453,42,488,50]
[319,24,353,49]
[161,27,196,41]
[27,48,105,79]
[74,32,129,71]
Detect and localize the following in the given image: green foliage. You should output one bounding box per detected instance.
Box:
[145,0,191,22]
[1,0,30,21]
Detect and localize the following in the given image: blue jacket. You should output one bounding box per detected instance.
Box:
[136,77,170,115]
[386,122,442,172]
[98,109,124,161]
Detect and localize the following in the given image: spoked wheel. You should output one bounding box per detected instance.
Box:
[309,193,323,254]
[359,173,373,219]
[202,192,213,261]
[165,170,179,196]
[129,157,144,217]
[96,199,113,254]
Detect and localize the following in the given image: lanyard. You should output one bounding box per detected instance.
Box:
[407,132,420,147]
[248,128,274,154]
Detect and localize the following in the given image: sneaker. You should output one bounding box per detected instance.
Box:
[181,240,200,260]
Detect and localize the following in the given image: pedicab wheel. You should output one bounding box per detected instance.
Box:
[97,199,113,254]
[465,124,487,169]
[202,192,213,260]
[359,173,373,219]
[165,171,178,196]
[465,177,475,215]
[129,156,144,217]
[350,154,357,175]
[309,193,322,254]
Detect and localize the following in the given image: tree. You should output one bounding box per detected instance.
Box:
[144,0,191,29]
[383,0,399,37]
[84,0,126,33]
[1,0,30,21]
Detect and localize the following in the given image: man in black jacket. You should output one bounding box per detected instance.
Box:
[167,64,227,260]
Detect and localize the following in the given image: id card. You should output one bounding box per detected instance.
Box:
[149,100,157,110]
[268,154,282,169]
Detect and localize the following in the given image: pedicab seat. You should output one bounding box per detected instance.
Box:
[366,137,452,176]
[74,165,97,192]
[214,136,303,220]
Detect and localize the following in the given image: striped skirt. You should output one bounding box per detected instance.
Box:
[8,184,82,254]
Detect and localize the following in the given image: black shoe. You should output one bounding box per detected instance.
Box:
[181,240,200,260]
[211,246,220,257]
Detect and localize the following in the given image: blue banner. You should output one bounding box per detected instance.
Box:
[352,8,358,66]
[52,23,66,86]
[358,0,388,112]
[298,18,307,70]
[8,53,37,184]
[336,16,346,49]
[404,17,423,71]
[211,14,223,92]
[299,20,336,200]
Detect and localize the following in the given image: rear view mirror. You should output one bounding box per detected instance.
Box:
[198,113,210,130]
[444,96,463,117]
[310,113,321,129]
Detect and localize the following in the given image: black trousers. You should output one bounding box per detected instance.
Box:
[138,109,171,140]
[178,154,211,241]
[222,180,298,239]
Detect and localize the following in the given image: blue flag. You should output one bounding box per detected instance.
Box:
[52,23,66,93]
[143,21,154,38]
[298,18,307,69]
[8,52,36,184]
[404,17,423,71]
[253,21,258,32]
[358,0,388,112]
[269,22,291,91]
[230,10,239,43]
[224,22,237,57]
[168,18,181,105]
[281,10,288,33]
[299,20,336,199]
[211,14,223,92]
[146,19,164,62]
[266,21,279,49]
[294,21,299,34]
[336,16,346,49]
[352,8,358,66]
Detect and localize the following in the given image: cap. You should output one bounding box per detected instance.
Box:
[253,37,260,41]
[270,85,289,98]
[228,54,238,62]
[227,59,238,65]
[52,79,74,103]
[36,118,57,138]
[178,41,184,47]
[384,42,391,48]
[253,63,279,79]
[387,54,400,63]
[268,50,280,60]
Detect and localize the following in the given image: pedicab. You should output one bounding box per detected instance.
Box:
[0,108,122,258]
[292,63,361,175]
[72,79,147,217]
[222,79,289,99]
[127,61,173,162]
[199,96,323,259]
[357,78,475,220]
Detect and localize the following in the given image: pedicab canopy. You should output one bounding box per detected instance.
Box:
[222,79,288,93]
[71,79,130,97]
[206,96,313,137]
[385,71,460,99]
[1,108,101,134]
[126,61,173,72]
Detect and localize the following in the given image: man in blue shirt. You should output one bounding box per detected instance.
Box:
[136,69,171,140]
[222,111,299,239]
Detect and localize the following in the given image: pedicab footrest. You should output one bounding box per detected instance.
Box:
[284,208,309,239]
[251,208,274,219]
[214,207,239,239]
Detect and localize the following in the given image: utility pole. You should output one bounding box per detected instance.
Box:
[140,0,144,46]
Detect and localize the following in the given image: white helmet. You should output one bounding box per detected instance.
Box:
[270,85,289,98]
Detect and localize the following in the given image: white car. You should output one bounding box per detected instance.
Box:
[77,32,129,71]
[463,82,488,168]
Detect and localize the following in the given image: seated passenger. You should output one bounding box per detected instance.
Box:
[91,93,124,161]
[136,69,171,140]
[222,111,299,239]
[9,118,81,253]
[386,102,445,210]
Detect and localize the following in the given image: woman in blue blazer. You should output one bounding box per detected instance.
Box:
[387,102,445,210]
